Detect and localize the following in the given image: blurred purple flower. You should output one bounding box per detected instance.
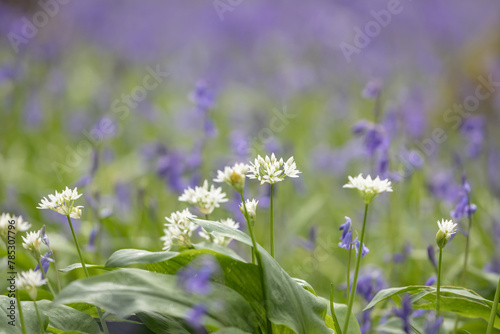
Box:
[352,120,388,157]
[24,93,43,128]
[185,304,207,332]
[393,294,412,334]
[392,243,412,263]
[87,226,98,252]
[425,312,443,334]
[450,171,477,221]
[361,78,383,99]
[296,225,317,251]
[427,245,437,270]
[178,257,216,295]
[356,267,387,302]
[425,275,437,286]
[460,116,485,158]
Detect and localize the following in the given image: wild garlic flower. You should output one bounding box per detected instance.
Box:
[162,209,197,251]
[22,231,43,260]
[37,187,84,219]
[214,163,249,193]
[199,218,240,246]
[0,213,31,244]
[17,269,47,300]
[436,219,457,248]
[343,174,393,203]
[240,199,259,221]
[179,180,228,215]
[247,154,300,184]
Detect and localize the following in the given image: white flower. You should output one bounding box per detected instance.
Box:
[22,231,43,259]
[214,163,249,193]
[343,174,393,203]
[240,199,259,220]
[162,209,197,250]
[436,219,457,248]
[247,154,300,184]
[37,187,83,219]
[16,269,47,300]
[199,218,240,246]
[179,180,228,215]
[0,213,31,243]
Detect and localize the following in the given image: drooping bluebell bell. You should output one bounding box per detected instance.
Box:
[178,257,216,295]
[393,294,412,334]
[356,267,387,302]
[87,226,98,252]
[425,275,437,286]
[339,217,369,257]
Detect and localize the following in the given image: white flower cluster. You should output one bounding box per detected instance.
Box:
[22,231,43,259]
[161,209,198,251]
[247,154,300,184]
[179,180,228,215]
[37,187,83,219]
[17,269,47,300]
[214,163,250,193]
[343,174,393,203]
[199,218,240,246]
[240,199,259,220]
[436,219,457,248]
[0,213,31,243]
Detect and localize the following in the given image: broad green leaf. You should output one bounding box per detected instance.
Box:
[194,218,333,334]
[292,278,317,296]
[146,248,266,328]
[136,311,192,334]
[364,286,428,310]
[59,263,107,273]
[53,268,258,332]
[105,248,179,268]
[193,241,245,262]
[0,296,100,334]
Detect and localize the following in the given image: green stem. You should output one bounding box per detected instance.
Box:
[346,245,352,302]
[37,259,56,296]
[487,275,500,334]
[461,201,473,285]
[66,215,89,278]
[34,301,45,334]
[330,283,343,334]
[49,249,62,292]
[16,291,27,334]
[343,203,369,334]
[240,193,272,334]
[66,215,109,334]
[437,247,443,315]
[270,184,275,258]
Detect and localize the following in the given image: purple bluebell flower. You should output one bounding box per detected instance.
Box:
[450,171,477,221]
[393,294,412,334]
[338,217,353,250]
[356,267,387,302]
[425,275,437,286]
[178,257,216,295]
[35,251,53,276]
[352,120,388,157]
[355,241,369,258]
[185,304,207,332]
[360,310,371,334]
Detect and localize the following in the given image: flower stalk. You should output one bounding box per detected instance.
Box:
[436,247,443,315]
[15,291,27,334]
[487,275,500,334]
[343,203,369,333]
[34,300,45,334]
[270,184,275,258]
